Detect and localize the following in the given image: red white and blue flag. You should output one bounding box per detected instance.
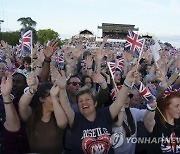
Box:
[125,31,144,55]
[110,85,122,101]
[21,30,32,55]
[107,56,124,80]
[134,81,155,103]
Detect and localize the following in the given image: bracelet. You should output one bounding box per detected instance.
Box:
[44,58,51,63]
[123,81,133,89]
[146,104,156,112]
[4,101,12,104]
[120,107,125,112]
[33,57,38,59]
[24,87,37,96]
[87,67,92,70]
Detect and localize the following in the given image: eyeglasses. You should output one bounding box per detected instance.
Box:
[68,82,82,86]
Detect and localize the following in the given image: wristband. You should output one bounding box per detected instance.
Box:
[87,67,92,70]
[24,87,37,96]
[44,58,51,63]
[4,101,12,105]
[120,107,125,112]
[123,81,133,89]
[146,103,156,112]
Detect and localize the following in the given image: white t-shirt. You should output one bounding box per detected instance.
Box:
[112,108,146,154]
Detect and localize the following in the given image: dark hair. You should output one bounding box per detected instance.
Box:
[156,91,180,126]
[76,86,97,104]
[36,82,53,99]
[23,56,31,64]
[81,75,93,88]
[67,74,81,85]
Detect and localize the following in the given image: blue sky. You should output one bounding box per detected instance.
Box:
[0,0,180,47]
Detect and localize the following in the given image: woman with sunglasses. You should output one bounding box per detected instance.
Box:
[57,68,137,154]
[18,72,67,154]
[145,86,180,154]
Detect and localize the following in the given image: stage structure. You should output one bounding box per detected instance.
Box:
[98,23,139,39]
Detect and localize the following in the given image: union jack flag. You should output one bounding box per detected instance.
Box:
[110,85,122,101]
[134,81,155,103]
[163,85,180,98]
[125,31,144,54]
[107,56,124,80]
[21,30,32,54]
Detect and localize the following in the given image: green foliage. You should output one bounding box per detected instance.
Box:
[37,29,59,44]
[2,31,21,46]
[17,17,37,32]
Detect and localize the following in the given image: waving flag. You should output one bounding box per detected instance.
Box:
[116,55,124,71]
[21,30,32,55]
[107,56,124,80]
[134,81,155,103]
[110,85,122,101]
[125,31,144,55]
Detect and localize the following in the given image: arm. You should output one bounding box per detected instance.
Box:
[19,72,39,121]
[40,40,58,82]
[55,69,75,127]
[1,73,20,132]
[50,84,67,129]
[109,69,137,119]
[143,101,157,133]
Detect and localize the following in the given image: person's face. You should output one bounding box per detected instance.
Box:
[166,97,180,119]
[67,77,81,94]
[12,74,27,96]
[42,93,53,112]
[114,71,121,83]
[0,63,5,77]
[24,62,31,71]
[78,93,96,117]
[84,77,92,88]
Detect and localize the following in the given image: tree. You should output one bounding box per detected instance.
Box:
[37,29,59,44]
[2,31,20,46]
[17,17,37,31]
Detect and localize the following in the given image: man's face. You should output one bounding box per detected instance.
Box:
[12,74,27,97]
[67,77,81,95]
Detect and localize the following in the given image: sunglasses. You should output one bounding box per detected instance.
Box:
[68,82,82,86]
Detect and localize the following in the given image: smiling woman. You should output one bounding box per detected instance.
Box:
[57,68,137,154]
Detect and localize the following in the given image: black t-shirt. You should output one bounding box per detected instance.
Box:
[147,115,180,154]
[70,107,114,154]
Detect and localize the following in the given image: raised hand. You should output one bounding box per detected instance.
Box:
[1,72,13,97]
[50,84,60,98]
[103,35,109,43]
[72,43,83,59]
[56,70,67,89]
[43,40,59,59]
[91,72,105,84]
[26,72,39,92]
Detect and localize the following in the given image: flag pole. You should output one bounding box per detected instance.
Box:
[30,30,33,72]
[107,62,118,91]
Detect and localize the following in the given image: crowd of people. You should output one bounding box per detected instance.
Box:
[0,35,179,154]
